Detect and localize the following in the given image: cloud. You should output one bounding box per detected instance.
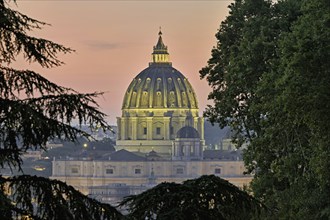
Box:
[86,41,121,50]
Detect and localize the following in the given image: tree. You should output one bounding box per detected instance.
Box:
[200,0,276,146]
[0,1,122,219]
[200,0,330,219]
[120,175,264,220]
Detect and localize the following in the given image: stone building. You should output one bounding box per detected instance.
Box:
[51,31,251,205]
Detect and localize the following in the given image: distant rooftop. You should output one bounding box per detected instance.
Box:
[107,149,146,161]
[203,149,243,161]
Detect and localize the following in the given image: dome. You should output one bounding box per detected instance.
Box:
[116,30,204,155]
[176,126,200,139]
[122,64,198,109]
[122,30,198,110]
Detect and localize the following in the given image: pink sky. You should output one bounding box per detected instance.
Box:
[13,1,232,125]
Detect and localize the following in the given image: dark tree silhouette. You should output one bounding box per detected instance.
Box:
[120,175,264,220]
[200,0,330,218]
[0,1,122,219]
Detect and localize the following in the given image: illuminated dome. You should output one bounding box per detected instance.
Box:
[122,31,198,110]
[116,30,204,154]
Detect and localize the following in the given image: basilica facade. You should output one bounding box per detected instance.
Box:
[51,31,251,205]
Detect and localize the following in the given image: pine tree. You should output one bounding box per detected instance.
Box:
[120,175,264,220]
[0,1,122,219]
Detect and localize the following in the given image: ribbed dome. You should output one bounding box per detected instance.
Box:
[122,63,198,109]
[176,126,200,138]
[116,30,205,155]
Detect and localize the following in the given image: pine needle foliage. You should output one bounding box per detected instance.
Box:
[120,175,264,220]
[0,0,123,219]
[0,175,123,220]
[0,0,110,169]
[0,0,71,67]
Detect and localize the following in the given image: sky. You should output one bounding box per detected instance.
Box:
[12,0,233,125]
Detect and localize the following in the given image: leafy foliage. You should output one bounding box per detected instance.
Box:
[120,175,264,220]
[200,0,330,218]
[0,1,122,219]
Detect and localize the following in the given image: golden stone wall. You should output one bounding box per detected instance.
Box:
[116,108,204,153]
[51,159,252,195]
